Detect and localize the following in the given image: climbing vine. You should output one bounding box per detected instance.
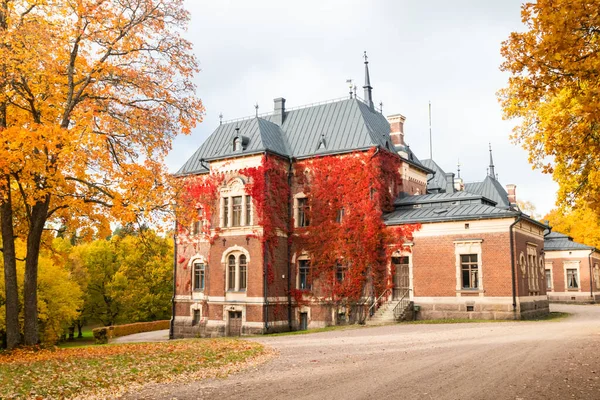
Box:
[294,148,420,305]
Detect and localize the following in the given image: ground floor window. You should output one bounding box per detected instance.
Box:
[545,269,552,290]
[567,268,579,289]
[595,264,600,290]
[192,309,200,326]
[461,254,478,289]
[194,262,206,291]
[298,260,311,290]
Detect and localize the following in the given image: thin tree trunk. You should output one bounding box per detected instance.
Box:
[76,320,83,338]
[23,197,50,345]
[1,176,21,349]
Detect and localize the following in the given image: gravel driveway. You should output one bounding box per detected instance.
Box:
[124,304,600,400]
[111,329,169,343]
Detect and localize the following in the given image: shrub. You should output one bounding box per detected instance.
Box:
[93,320,170,344]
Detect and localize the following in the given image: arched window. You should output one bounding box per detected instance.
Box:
[228,255,236,290]
[239,255,247,290]
[233,137,240,152]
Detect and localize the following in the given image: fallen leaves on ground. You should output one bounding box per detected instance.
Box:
[0,338,270,399]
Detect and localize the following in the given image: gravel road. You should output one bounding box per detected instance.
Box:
[124,304,600,400]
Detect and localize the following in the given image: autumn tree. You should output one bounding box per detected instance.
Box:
[545,205,600,249]
[0,0,202,348]
[499,0,600,213]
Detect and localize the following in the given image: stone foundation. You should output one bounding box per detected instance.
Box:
[415,298,550,321]
[548,292,599,304]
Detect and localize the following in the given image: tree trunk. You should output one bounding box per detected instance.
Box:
[76,320,83,338]
[23,197,50,345]
[1,176,21,349]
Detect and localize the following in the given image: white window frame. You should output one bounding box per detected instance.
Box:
[222,246,250,293]
[294,193,309,228]
[454,240,483,295]
[564,261,581,291]
[545,262,553,291]
[527,244,539,293]
[594,264,600,290]
[220,178,252,228]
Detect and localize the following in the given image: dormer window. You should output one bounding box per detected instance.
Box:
[233,137,241,152]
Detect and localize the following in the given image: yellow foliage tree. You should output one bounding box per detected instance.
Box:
[499,0,600,212]
[544,206,600,249]
[0,0,202,348]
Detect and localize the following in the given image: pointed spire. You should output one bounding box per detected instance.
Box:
[488,142,496,179]
[363,51,374,110]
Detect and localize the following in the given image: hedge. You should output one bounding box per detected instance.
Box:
[93,320,170,344]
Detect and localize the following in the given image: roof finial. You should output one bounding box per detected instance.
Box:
[219,113,223,125]
[457,158,461,179]
[346,79,353,99]
[254,103,259,117]
[379,101,383,113]
[488,142,496,179]
[363,51,374,110]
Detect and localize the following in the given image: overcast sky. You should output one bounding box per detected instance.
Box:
[169,0,557,216]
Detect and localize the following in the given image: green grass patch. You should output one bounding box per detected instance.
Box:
[0,338,266,399]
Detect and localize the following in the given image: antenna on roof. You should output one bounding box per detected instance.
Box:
[379,101,383,114]
[219,113,223,125]
[353,85,357,98]
[457,159,461,179]
[428,101,433,159]
[346,79,353,99]
[254,103,259,117]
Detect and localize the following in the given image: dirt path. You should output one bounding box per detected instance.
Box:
[123,305,600,400]
[111,329,169,344]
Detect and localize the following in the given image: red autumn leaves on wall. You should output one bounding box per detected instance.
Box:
[177,148,419,304]
[294,148,419,303]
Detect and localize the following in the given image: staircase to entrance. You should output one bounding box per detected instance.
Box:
[366,288,413,325]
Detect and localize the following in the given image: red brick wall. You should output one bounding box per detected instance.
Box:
[547,252,600,295]
[514,227,545,296]
[412,231,514,297]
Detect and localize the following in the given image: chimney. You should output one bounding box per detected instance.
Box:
[445,172,455,194]
[387,114,406,147]
[273,97,286,126]
[506,184,516,204]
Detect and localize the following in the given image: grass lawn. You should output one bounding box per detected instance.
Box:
[0,338,267,399]
[57,327,96,348]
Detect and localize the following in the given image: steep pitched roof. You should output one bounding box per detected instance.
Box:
[420,159,447,192]
[544,231,596,251]
[464,176,510,208]
[177,98,403,175]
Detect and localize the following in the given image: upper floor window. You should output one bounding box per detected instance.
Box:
[232,196,242,227]
[336,208,345,224]
[461,254,478,289]
[191,208,203,235]
[220,178,252,228]
[335,262,345,283]
[194,262,206,291]
[297,197,309,227]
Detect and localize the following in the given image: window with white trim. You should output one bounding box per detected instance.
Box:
[527,245,539,294]
[193,262,206,291]
[225,251,249,292]
[567,268,579,289]
[220,178,252,228]
[461,254,478,289]
[298,259,311,290]
[595,264,600,290]
[296,197,309,227]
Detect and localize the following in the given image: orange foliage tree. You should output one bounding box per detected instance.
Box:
[0,0,202,348]
[499,0,600,212]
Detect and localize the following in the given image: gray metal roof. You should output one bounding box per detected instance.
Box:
[544,231,596,251]
[384,202,517,225]
[464,176,510,208]
[394,191,497,206]
[178,98,401,175]
[420,159,448,191]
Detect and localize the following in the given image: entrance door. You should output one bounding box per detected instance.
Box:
[392,256,410,300]
[299,312,308,330]
[228,311,242,337]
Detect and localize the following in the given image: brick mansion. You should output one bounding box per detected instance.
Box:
[170,55,599,338]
